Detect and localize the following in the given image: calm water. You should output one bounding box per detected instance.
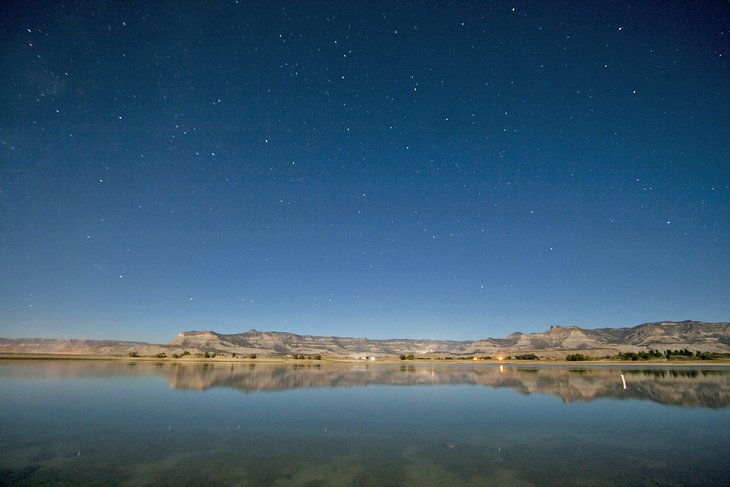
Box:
[1,361,729,486]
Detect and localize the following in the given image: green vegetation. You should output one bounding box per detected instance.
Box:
[248,354,257,359]
[155,352,167,358]
[291,354,321,360]
[566,353,592,361]
[514,353,539,360]
[664,348,693,358]
[662,348,726,360]
[615,349,663,361]
[612,348,729,361]
[666,349,727,360]
[128,351,139,358]
[608,348,729,361]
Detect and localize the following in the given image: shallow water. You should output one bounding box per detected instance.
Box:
[1,361,729,486]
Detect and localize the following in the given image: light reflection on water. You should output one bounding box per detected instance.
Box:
[1,361,729,486]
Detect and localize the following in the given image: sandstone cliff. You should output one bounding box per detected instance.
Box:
[2,320,729,358]
[169,320,730,357]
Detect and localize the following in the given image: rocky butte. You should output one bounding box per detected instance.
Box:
[2,320,729,359]
[169,321,730,358]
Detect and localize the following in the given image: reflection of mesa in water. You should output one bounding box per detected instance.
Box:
[2,361,728,408]
[160,363,730,409]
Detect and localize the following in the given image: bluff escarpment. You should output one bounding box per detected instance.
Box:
[169,329,481,356]
[2,321,729,358]
[169,321,730,357]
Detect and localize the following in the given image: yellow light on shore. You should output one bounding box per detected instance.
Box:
[497,356,504,361]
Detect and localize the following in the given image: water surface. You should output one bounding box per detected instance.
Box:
[1,361,728,486]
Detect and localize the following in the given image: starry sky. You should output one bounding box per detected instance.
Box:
[1,1,729,343]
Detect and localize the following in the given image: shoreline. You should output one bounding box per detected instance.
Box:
[2,353,729,367]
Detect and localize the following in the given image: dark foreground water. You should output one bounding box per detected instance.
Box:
[1,361,729,486]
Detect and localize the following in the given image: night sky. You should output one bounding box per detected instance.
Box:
[1,1,729,343]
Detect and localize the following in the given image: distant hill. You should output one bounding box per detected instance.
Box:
[0,337,150,356]
[3,320,727,358]
[169,321,730,358]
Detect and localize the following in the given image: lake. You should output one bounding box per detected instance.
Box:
[1,360,729,486]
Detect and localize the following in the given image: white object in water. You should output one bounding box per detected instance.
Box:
[621,374,627,390]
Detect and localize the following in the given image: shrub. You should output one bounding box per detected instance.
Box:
[128,351,139,358]
[616,349,663,361]
[155,352,167,358]
[665,349,697,359]
[696,351,717,360]
[566,354,591,361]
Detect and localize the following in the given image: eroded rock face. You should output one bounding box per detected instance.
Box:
[168,321,730,357]
[2,320,729,358]
[168,329,478,356]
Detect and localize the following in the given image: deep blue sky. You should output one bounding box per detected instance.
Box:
[1,1,729,343]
